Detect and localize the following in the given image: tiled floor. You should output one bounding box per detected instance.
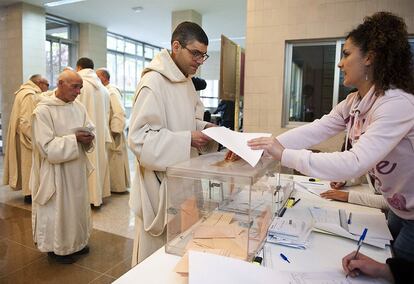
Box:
[0,152,138,283]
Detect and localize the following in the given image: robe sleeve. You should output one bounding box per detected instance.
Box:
[33,106,80,164]
[18,93,36,149]
[281,97,414,181]
[109,91,126,134]
[277,101,347,150]
[128,87,191,171]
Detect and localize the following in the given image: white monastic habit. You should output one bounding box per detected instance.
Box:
[3,80,43,196]
[77,68,112,206]
[106,84,130,192]
[30,94,94,255]
[128,49,216,264]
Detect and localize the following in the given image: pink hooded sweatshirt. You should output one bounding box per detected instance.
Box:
[278,86,414,220]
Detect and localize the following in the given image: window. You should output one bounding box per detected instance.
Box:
[284,38,414,126]
[284,42,337,124]
[45,15,78,88]
[106,33,162,110]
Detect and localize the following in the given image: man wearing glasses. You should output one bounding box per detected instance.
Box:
[128,21,216,264]
[3,74,49,204]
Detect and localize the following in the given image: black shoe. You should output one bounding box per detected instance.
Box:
[47,252,76,264]
[24,195,32,204]
[72,246,89,256]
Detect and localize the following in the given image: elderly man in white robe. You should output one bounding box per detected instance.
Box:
[3,74,49,204]
[31,70,95,264]
[96,68,130,193]
[128,21,217,265]
[76,58,112,207]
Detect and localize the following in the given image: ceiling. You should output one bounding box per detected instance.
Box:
[1,0,247,50]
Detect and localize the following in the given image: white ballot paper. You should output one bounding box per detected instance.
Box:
[188,251,386,284]
[202,126,271,167]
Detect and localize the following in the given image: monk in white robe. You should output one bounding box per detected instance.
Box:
[128,22,217,264]
[3,75,49,202]
[96,68,130,193]
[76,58,112,206]
[31,70,94,264]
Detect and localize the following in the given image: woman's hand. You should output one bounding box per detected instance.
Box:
[330,181,347,189]
[320,190,349,202]
[247,137,285,161]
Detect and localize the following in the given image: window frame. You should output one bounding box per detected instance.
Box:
[45,15,79,88]
[106,32,162,110]
[283,39,344,127]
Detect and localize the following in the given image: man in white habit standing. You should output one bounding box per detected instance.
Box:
[96,68,130,193]
[76,58,112,207]
[31,70,95,264]
[128,21,217,265]
[3,74,49,204]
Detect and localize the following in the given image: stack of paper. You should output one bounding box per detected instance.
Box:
[309,207,392,248]
[266,217,312,249]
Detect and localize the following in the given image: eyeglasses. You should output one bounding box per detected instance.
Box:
[183,46,209,62]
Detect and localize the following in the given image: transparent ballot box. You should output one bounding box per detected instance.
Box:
[165,152,290,261]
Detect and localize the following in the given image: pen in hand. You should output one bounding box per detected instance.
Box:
[346,228,368,278]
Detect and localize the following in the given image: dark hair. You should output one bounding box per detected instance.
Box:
[97,68,110,80]
[29,74,42,82]
[346,11,414,95]
[191,77,207,91]
[171,21,208,46]
[76,57,94,70]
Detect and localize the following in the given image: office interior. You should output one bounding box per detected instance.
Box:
[0,0,413,283]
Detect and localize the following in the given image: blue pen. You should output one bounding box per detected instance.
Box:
[280,253,290,263]
[347,212,352,225]
[346,228,368,278]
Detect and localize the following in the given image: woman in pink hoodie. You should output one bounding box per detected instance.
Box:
[249,11,414,262]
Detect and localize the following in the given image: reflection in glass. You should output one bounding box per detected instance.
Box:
[116,55,124,90]
[288,44,336,122]
[144,46,154,59]
[107,35,117,50]
[125,56,136,91]
[45,41,52,85]
[125,41,136,55]
[51,42,60,87]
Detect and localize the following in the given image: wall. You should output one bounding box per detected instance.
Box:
[244,0,414,152]
[0,3,45,149]
[79,23,107,69]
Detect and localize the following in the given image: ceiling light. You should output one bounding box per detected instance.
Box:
[132,6,143,13]
[44,0,87,7]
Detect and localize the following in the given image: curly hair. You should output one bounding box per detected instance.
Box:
[346,12,414,95]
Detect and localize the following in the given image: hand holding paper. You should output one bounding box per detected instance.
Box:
[202,127,271,167]
[247,135,285,161]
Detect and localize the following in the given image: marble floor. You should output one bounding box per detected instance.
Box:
[0,151,138,283]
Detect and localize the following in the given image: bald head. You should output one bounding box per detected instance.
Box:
[96,68,110,86]
[56,70,83,102]
[30,74,49,92]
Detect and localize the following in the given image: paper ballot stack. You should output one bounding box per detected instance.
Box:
[309,207,392,248]
[266,217,312,249]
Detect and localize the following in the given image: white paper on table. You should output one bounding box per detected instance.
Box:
[348,212,393,241]
[309,207,390,248]
[202,126,271,167]
[188,251,386,284]
[188,251,289,284]
[295,180,331,196]
[287,270,388,284]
